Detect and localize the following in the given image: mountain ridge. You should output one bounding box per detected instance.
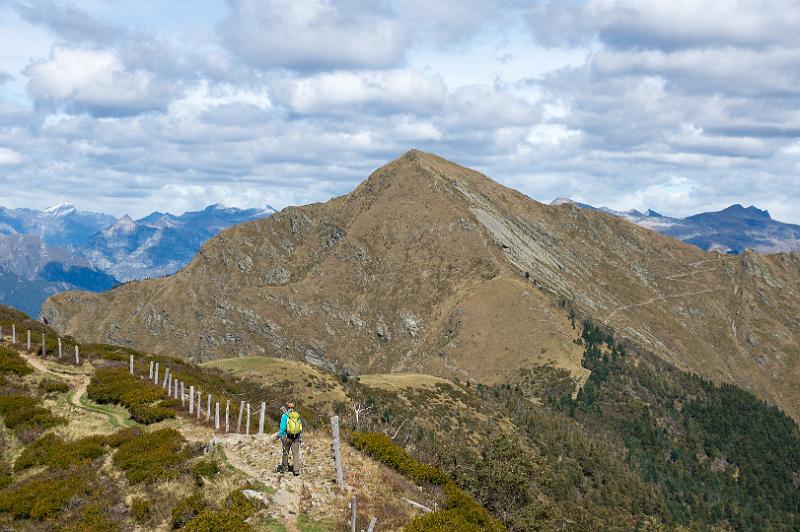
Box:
[41,151,800,423]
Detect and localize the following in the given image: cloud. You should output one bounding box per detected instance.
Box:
[14,0,124,45]
[0,71,11,85]
[221,0,409,71]
[0,147,24,166]
[24,47,182,116]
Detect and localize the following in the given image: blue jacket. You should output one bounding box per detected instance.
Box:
[279,411,289,437]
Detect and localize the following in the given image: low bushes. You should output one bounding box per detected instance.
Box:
[14,433,107,471]
[349,431,504,532]
[112,428,192,484]
[0,467,96,520]
[172,492,206,529]
[0,394,65,441]
[131,497,150,525]
[183,489,255,531]
[350,432,449,485]
[38,378,69,394]
[192,457,220,486]
[0,346,33,376]
[87,367,174,424]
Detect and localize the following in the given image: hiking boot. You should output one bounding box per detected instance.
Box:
[275,465,285,474]
[293,471,300,477]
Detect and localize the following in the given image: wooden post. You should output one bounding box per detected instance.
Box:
[259,402,266,434]
[367,516,377,532]
[332,416,345,491]
[58,338,62,359]
[350,496,357,532]
[206,394,211,422]
[181,381,186,406]
[149,361,153,380]
[0,325,2,341]
[246,403,251,435]
[11,325,15,344]
[215,402,220,431]
[225,400,230,433]
[189,385,195,414]
[175,380,180,400]
[163,368,170,388]
[41,333,45,356]
[129,354,134,375]
[197,391,202,419]
[75,345,80,364]
[27,330,31,351]
[237,401,244,432]
[154,363,159,384]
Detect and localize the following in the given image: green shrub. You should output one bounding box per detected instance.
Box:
[131,497,150,525]
[350,432,449,485]
[0,468,95,520]
[192,457,221,486]
[104,427,143,447]
[38,378,69,394]
[0,346,33,376]
[127,403,175,424]
[0,394,65,441]
[113,428,191,484]
[87,367,174,424]
[172,492,206,529]
[183,489,254,532]
[0,464,12,490]
[15,433,107,471]
[62,503,119,531]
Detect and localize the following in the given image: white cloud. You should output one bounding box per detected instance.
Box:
[221,0,409,71]
[24,47,180,116]
[0,147,24,166]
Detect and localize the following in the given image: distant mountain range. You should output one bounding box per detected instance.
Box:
[0,203,275,315]
[551,199,800,253]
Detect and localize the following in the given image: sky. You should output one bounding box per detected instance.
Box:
[0,1,799,223]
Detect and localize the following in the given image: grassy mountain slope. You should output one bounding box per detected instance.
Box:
[42,151,800,424]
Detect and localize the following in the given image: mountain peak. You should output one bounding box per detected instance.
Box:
[722,204,771,219]
[42,203,76,217]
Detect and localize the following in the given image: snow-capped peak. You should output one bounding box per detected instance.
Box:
[550,197,575,206]
[42,203,77,217]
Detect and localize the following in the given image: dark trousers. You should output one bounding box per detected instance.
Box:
[281,435,301,473]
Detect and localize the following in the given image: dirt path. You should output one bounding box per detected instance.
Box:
[11,344,134,430]
[604,287,731,321]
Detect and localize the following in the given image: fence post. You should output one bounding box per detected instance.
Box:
[225,400,230,433]
[259,402,266,434]
[350,496,357,532]
[58,338,62,359]
[154,363,159,385]
[215,402,220,431]
[27,330,31,351]
[206,394,211,422]
[75,345,80,364]
[367,516,377,532]
[331,416,344,491]
[197,391,202,419]
[163,368,170,389]
[181,382,186,406]
[189,385,195,414]
[42,333,45,356]
[237,401,244,432]
[129,354,134,375]
[11,325,15,344]
[246,403,251,435]
[332,416,345,492]
[149,361,153,380]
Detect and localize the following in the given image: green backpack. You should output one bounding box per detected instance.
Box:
[287,411,303,436]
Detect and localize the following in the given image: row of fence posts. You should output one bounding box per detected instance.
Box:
[0,324,80,364]
[135,358,378,530]
[0,329,381,531]
[142,358,272,437]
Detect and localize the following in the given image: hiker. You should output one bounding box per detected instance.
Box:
[276,401,303,475]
